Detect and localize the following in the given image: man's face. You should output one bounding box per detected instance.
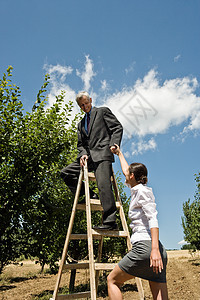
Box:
[78,96,92,113]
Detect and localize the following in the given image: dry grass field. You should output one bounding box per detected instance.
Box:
[0,250,200,300]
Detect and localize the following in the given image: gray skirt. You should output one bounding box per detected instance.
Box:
[118,240,167,283]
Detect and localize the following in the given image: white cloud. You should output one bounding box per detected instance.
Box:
[76,55,96,91]
[174,54,181,62]
[124,151,130,158]
[131,138,157,155]
[178,240,189,245]
[44,63,73,82]
[183,109,200,132]
[104,69,200,139]
[43,63,79,121]
[101,79,109,91]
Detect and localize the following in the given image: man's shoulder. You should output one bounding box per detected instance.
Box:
[93,106,111,113]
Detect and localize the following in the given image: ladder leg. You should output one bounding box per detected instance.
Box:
[135,277,145,300]
[95,236,104,291]
[52,169,84,300]
[84,164,97,300]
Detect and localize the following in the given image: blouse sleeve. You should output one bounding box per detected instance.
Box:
[137,188,159,229]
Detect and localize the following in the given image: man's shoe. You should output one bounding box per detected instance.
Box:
[93,223,118,231]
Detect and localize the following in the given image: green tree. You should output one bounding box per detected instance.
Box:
[182,172,200,251]
[181,244,194,250]
[0,66,24,272]
[0,67,81,272]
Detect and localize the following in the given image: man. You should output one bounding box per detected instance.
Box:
[61,91,123,230]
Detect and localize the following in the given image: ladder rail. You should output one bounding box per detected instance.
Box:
[52,169,84,300]
[112,170,132,249]
[95,235,103,291]
[84,162,97,300]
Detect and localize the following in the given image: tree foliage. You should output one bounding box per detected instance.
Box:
[0,66,24,271]
[0,67,80,272]
[182,173,200,251]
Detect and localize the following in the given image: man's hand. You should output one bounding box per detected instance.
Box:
[80,155,88,167]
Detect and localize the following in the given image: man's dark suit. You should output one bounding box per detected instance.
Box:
[61,106,123,224]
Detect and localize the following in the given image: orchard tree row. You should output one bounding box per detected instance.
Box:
[0,66,81,273]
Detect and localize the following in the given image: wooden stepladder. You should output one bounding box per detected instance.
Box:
[51,161,144,300]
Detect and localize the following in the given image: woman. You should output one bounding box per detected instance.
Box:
[108,145,168,300]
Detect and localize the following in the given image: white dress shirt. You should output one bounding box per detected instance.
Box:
[128,183,159,244]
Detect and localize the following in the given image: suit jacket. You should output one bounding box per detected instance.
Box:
[77,106,123,162]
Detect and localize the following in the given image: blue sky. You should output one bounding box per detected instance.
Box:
[1,0,200,249]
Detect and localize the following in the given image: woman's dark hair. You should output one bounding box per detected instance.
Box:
[129,163,148,184]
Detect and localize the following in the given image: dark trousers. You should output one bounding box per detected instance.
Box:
[60,159,117,224]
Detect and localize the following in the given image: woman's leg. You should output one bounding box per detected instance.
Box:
[107,265,134,300]
[149,281,168,300]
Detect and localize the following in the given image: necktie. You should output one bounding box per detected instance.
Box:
[87,113,90,132]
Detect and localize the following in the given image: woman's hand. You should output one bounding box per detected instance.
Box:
[150,248,163,274]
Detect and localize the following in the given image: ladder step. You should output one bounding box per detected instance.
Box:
[62,262,117,271]
[95,262,116,270]
[77,202,103,211]
[88,172,96,181]
[70,234,102,240]
[77,200,120,211]
[92,229,128,237]
[63,262,89,270]
[90,199,120,207]
[70,230,129,239]
[88,172,113,182]
[54,291,91,299]
[70,234,87,240]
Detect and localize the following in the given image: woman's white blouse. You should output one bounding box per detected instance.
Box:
[128,183,159,244]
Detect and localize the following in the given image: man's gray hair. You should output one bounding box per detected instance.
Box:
[76,91,90,103]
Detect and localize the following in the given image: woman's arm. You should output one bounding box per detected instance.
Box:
[111,144,129,176]
[150,227,163,274]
